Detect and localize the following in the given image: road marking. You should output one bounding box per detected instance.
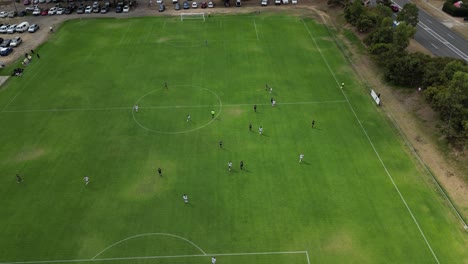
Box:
[426,19,433,24]
[430,43,439,49]
[302,19,441,264]
[447,33,455,39]
[418,21,468,62]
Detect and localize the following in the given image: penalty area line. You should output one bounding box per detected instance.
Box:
[0,251,308,264]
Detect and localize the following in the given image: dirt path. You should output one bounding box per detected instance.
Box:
[1,0,466,221]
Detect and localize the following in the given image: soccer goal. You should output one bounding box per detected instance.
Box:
[180,13,206,21]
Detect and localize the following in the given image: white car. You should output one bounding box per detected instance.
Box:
[291,0,297,4]
[172,0,178,3]
[56,7,65,14]
[282,0,288,4]
[84,6,92,13]
[123,5,130,12]
[48,7,57,15]
[208,1,213,7]
[191,1,197,8]
[7,24,17,34]
[274,0,280,5]
[32,8,41,15]
[0,11,8,18]
[0,25,8,33]
[10,37,22,47]
[157,0,163,4]
[261,0,267,5]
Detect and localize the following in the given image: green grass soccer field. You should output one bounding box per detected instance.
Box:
[0,14,466,264]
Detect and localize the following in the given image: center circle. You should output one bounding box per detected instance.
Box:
[132,85,222,134]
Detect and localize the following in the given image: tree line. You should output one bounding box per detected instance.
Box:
[331,0,467,144]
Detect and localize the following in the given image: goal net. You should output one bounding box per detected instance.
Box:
[181,13,206,21]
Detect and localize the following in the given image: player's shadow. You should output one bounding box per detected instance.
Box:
[260,133,269,137]
[300,161,311,165]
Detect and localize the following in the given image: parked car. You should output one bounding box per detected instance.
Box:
[0,11,8,18]
[172,0,178,3]
[48,7,57,14]
[32,8,41,15]
[0,25,9,33]
[0,39,12,48]
[208,1,214,7]
[25,5,38,11]
[201,1,207,8]
[92,6,100,12]
[10,37,22,47]
[76,6,84,13]
[0,47,13,56]
[41,9,48,15]
[183,1,189,8]
[390,4,399,12]
[100,6,109,13]
[261,0,268,5]
[92,1,100,8]
[191,1,197,8]
[236,0,241,6]
[84,6,92,13]
[57,7,65,14]
[291,0,297,4]
[28,23,39,32]
[115,5,123,12]
[174,2,180,10]
[123,5,130,12]
[282,0,288,4]
[8,11,17,18]
[157,0,163,4]
[274,0,280,5]
[23,0,31,5]
[7,24,17,34]
[64,7,72,14]
[15,21,29,32]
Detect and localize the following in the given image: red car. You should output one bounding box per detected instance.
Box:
[41,9,48,15]
[23,0,31,5]
[201,1,207,8]
[390,4,400,12]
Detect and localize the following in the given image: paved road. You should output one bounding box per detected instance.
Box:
[393,0,468,62]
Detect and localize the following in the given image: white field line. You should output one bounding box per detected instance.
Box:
[254,19,259,41]
[305,251,311,264]
[0,251,307,264]
[301,20,440,264]
[118,23,132,45]
[92,233,206,259]
[0,63,46,113]
[0,100,346,113]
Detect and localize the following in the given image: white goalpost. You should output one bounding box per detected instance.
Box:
[180,13,206,21]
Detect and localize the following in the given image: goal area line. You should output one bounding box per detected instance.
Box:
[0,250,310,264]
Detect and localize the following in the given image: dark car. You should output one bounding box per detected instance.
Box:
[201,1,207,8]
[92,6,100,12]
[64,7,72,14]
[0,39,12,48]
[158,4,165,11]
[100,6,109,13]
[23,0,31,5]
[183,1,189,8]
[174,2,180,10]
[0,47,13,56]
[76,6,84,13]
[115,5,123,12]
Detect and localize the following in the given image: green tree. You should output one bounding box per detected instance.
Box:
[384,52,426,86]
[422,57,454,87]
[396,3,419,27]
[357,16,375,33]
[439,60,468,84]
[344,0,365,25]
[328,0,347,7]
[392,22,416,51]
[374,4,393,26]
